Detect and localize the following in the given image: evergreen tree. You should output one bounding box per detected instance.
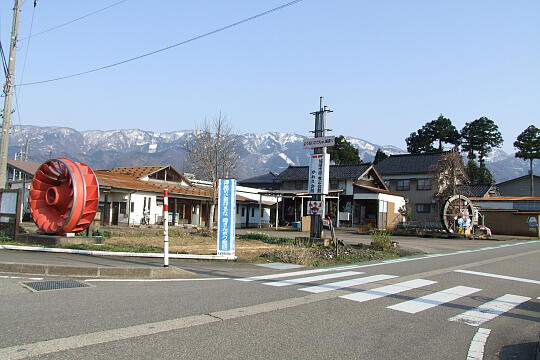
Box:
[465,160,493,185]
[423,115,461,151]
[406,114,459,153]
[460,117,503,167]
[328,136,361,165]
[373,149,388,164]
[406,128,436,154]
[514,125,540,196]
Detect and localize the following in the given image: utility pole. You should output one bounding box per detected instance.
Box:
[309,97,332,239]
[0,0,22,189]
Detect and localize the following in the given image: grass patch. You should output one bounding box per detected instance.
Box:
[259,244,399,267]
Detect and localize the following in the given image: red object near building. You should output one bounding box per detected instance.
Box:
[29,158,99,235]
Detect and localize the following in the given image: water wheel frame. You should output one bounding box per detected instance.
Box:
[441,194,475,233]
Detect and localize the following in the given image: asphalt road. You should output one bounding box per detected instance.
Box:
[1,240,539,359]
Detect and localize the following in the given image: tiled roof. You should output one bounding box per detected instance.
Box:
[7,160,41,176]
[375,152,445,175]
[109,165,167,179]
[239,172,279,184]
[470,196,540,201]
[497,174,540,186]
[276,164,371,181]
[459,184,494,198]
[96,171,211,198]
[354,184,402,197]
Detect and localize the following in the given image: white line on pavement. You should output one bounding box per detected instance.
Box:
[299,274,398,294]
[264,271,362,287]
[448,294,531,326]
[466,328,491,360]
[84,277,229,282]
[237,266,358,282]
[387,286,481,314]
[340,279,437,303]
[454,270,540,285]
[236,241,539,282]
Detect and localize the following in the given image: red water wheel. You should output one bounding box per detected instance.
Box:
[29,158,99,235]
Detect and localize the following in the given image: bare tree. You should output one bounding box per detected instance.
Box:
[431,150,468,201]
[185,114,240,230]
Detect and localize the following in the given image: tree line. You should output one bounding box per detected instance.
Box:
[404,115,539,187]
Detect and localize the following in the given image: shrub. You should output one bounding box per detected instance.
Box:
[356,223,374,234]
[370,230,392,251]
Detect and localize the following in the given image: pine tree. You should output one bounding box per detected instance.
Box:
[373,149,388,164]
[514,125,540,196]
[328,136,361,165]
[423,115,461,151]
[461,117,503,167]
[406,114,460,153]
[406,128,436,154]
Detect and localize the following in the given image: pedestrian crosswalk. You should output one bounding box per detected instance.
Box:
[236,270,534,327]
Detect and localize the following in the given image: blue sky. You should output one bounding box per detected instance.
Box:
[1,0,538,153]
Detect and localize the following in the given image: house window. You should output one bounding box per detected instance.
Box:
[396,180,410,191]
[119,202,127,214]
[236,206,239,214]
[241,207,245,217]
[260,208,264,218]
[130,202,134,213]
[294,181,304,190]
[251,208,255,217]
[330,180,338,190]
[415,203,431,213]
[417,179,431,191]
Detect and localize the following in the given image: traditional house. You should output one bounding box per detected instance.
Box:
[274,164,405,229]
[238,172,281,190]
[497,174,540,197]
[8,161,276,229]
[375,153,445,222]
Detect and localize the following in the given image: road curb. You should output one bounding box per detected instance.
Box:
[0,261,198,279]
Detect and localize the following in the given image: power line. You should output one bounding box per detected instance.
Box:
[18,0,306,87]
[20,0,131,41]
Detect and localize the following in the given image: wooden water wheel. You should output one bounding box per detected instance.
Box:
[441,194,475,233]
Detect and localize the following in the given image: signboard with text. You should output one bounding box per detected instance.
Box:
[303,136,336,149]
[307,200,324,215]
[308,153,330,195]
[217,179,236,259]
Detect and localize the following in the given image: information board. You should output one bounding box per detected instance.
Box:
[308,153,330,194]
[217,179,236,259]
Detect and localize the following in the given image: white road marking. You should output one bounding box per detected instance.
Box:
[84,278,228,282]
[237,267,355,282]
[236,241,539,282]
[387,286,481,314]
[255,262,304,270]
[299,274,398,294]
[466,328,491,360]
[448,294,531,326]
[263,271,362,287]
[454,270,540,285]
[340,279,437,303]
[27,277,43,281]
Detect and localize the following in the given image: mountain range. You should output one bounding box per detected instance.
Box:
[8,125,536,182]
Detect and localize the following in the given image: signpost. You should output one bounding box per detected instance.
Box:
[308,153,330,195]
[303,136,335,149]
[308,97,333,240]
[217,178,237,259]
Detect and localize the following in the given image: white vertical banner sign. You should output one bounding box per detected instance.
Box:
[163,189,169,267]
[217,179,236,259]
[308,153,330,195]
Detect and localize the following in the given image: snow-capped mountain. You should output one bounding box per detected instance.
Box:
[7,125,535,182]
